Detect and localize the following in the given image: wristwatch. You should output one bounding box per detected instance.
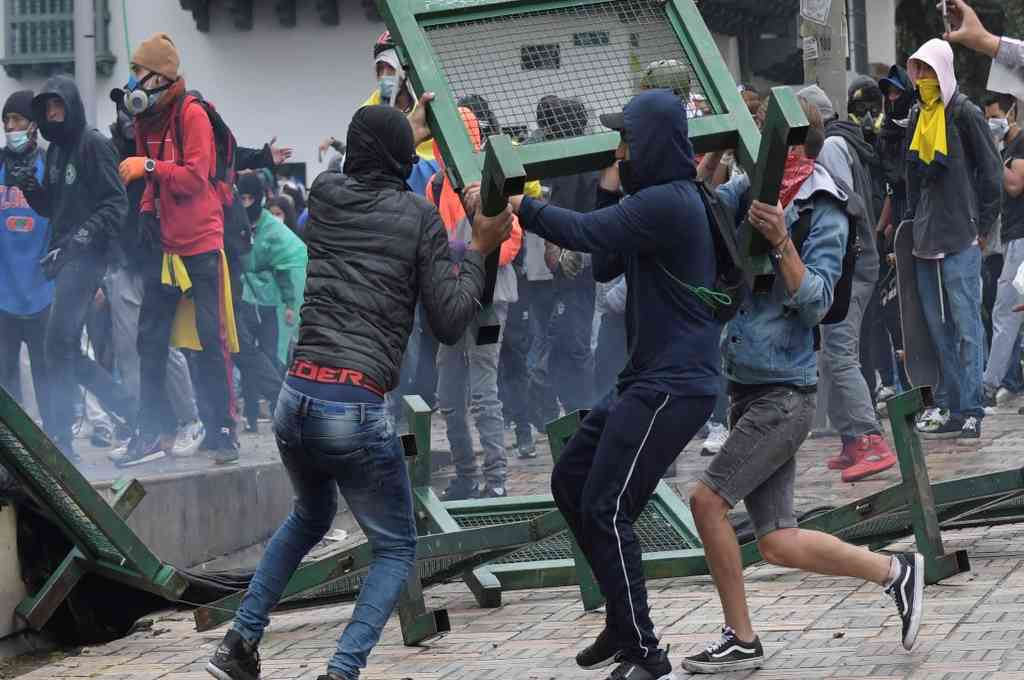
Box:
[770,240,787,265]
[144,158,156,174]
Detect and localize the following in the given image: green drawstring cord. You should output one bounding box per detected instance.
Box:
[681,283,733,310]
[656,261,732,311]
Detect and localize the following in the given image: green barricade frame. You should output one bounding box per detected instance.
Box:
[0,387,187,629]
[379,0,809,264]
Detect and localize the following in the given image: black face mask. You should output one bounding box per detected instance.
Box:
[246,197,263,225]
[619,159,639,195]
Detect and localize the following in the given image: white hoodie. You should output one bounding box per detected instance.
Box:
[908,38,957,106]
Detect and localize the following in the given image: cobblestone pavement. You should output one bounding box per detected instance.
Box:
[14,403,1024,679]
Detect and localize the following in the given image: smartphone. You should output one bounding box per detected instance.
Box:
[941,0,952,34]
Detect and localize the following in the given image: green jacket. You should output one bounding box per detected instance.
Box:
[241,209,308,309]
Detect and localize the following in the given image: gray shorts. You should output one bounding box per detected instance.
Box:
[700,384,816,539]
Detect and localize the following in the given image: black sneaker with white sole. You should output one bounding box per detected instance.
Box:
[959,416,981,440]
[604,648,676,680]
[114,433,168,469]
[681,626,764,674]
[206,629,260,680]
[576,627,622,670]
[885,552,924,650]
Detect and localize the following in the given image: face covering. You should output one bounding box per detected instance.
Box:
[123,72,175,116]
[246,197,263,225]
[379,75,400,107]
[5,129,31,153]
[989,117,1010,144]
[909,79,948,166]
[619,159,638,195]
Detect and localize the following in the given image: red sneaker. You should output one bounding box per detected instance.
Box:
[827,437,865,470]
[842,435,897,483]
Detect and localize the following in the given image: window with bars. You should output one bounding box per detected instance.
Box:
[2,0,116,79]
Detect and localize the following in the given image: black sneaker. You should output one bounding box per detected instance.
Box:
[576,627,622,670]
[885,553,924,650]
[114,433,167,468]
[480,484,507,499]
[959,416,981,441]
[206,629,260,680]
[604,648,675,680]
[442,476,478,501]
[213,428,240,465]
[918,415,965,440]
[681,626,764,674]
[516,429,537,459]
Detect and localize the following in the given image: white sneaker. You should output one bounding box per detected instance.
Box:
[701,422,728,457]
[172,420,206,458]
[916,407,949,433]
[876,385,897,402]
[996,387,1017,405]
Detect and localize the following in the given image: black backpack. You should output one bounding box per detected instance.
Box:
[791,172,863,326]
[694,180,747,322]
[172,92,253,257]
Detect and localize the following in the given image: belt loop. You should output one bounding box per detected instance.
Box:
[360,403,366,424]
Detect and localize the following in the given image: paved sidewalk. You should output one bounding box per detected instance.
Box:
[13,407,1024,679]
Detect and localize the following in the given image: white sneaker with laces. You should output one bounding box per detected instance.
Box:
[701,422,728,457]
[172,420,206,458]
[916,407,949,433]
[996,387,1016,405]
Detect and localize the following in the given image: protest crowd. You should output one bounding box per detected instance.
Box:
[1,0,1023,679]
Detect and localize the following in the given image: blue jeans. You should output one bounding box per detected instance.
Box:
[232,383,417,679]
[915,246,986,419]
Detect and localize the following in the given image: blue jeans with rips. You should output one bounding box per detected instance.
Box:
[915,245,986,420]
[231,383,417,679]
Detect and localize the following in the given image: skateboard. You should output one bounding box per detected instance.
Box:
[894,221,940,388]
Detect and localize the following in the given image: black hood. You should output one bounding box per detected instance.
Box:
[343,105,414,190]
[108,110,136,159]
[32,75,86,146]
[827,119,877,165]
[537,97,588,140]
[621,89,696,190]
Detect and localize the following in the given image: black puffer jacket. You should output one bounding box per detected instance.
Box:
[24,76,126,253]
[296,171,486,392]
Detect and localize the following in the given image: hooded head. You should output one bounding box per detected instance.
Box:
[32,76,86,146]
[237,172,266,225]
[432,108,481,175]
[458,94,500,139]
[108,110,136,158]
[908,39,957,106]
[880,64,914,121]
[343,105,417,189]
[598,89,696,193]
[847,75,882,122]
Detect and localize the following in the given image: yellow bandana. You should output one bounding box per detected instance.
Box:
[909,79,948,165]
[161,251,240,354]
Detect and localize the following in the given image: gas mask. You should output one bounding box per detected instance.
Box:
[118,73,176,116]
[5,127,33,153]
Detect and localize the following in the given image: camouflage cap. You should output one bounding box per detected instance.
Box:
[639,59,691,98]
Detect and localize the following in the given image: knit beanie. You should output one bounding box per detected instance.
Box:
[3,90,35,122]
[131,33,180,81]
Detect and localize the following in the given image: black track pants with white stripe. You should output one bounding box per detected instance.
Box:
[552,386,714,661]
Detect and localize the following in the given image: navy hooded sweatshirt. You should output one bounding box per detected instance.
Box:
[518,89,720,397]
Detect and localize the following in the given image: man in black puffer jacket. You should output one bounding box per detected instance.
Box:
[208,101,513,680]
[15,76,130,462]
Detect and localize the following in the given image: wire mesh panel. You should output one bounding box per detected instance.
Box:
[424,0,706,144]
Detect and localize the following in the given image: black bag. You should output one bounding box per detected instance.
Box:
[695,180,747,322]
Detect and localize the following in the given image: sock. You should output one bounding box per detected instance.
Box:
[884,555,901,589]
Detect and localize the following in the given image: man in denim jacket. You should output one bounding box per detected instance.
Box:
[681,99,927,675]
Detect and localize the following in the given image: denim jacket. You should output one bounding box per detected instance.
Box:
[716,166,849,387]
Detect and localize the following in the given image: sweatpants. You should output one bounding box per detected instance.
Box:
[138,251,235,437]
[551,386,714,660]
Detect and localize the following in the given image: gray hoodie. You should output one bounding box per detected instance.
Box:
[906,39,1002,257]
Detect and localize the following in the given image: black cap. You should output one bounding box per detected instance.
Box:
[237,172,265,198]
[3,90,35,122]
[599,111,625,131]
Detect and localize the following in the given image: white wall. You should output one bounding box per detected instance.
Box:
[712,33,741,83]
[866,0,897,67]
[0,3,384,177]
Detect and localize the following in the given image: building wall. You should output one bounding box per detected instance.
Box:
[866,0,897,67]
[0,3,384,177]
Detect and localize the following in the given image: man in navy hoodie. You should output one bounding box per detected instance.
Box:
[503,89,720,680]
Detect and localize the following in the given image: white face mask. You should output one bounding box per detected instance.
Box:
[5,129,30,152]
[379,75,400,107]
[989,117,1010,143]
